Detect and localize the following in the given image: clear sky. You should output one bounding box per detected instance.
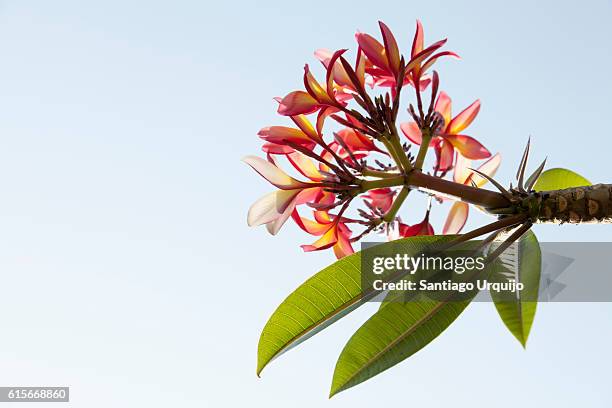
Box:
[0,0,610,407]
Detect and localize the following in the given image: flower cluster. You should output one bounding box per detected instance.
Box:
[244,21,500,258]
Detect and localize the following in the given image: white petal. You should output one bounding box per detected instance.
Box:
[242,155,305,189]
[247,190,298,227]
[474,153,501,187]
[266,193,300,235]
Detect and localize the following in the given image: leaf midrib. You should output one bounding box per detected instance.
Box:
[333,300,448,394]
[258,293,362,375]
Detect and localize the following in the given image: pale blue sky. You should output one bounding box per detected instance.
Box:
[0,1,610,407]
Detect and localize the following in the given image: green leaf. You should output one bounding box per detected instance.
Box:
[533,168,591,191]
[377,289,416,309]
[330,297,473,397]
[330,248,496,397]
[256,235,454,376]
[489,230,541,347]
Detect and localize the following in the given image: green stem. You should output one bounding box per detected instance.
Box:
[387,126,413,173]
[414,129,432,170]
[361,168,401,178]
[360,176,405,191]
[393,142,413,172]
[381,137,408,173]
[382,186,410,222]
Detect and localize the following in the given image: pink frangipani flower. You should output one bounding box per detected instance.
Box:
[401,91,490,171]
[363,188,396,213]
[293,210,355,259]
[245,20,499,258]
[242,155,332,235]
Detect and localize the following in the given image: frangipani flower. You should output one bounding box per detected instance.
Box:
[242,155,332,235]
[356,22,402,83]
[334,127,384,160]
[358,21,458,89]
[407,20,459,89]
[293,210,354,259]
[442,153,501,234]
[258,126,317,154]
[363,188,396,213]
[276,91,319,117]
[400,214,434,237]
[245,19,501,259]
[388,211,435,240]
[259,109,345,167]
[315,48,366,94]
[310,127,381,172]
[243,155,311,190]
[246,188,314,235]
[277,50,349,117]
[400,91,490,171]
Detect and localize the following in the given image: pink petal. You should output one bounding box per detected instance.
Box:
[354,49,366,88]
[315,48,353,88]
[443,201,469,234]
[262,143,294,155]
[398,211,435,237]
[405,39,447,74]
[325,49,347,96]
[411,19,424,57]
[301,225,338,251]
[454,152,500,185]
[379,21,401,75]
[366,67,395,87]
[303,65,332,103]
[295,187,323,205]
[398,219,434,237]
[420,51,460,74]
[316,105,339,136]
[453,153,473,184]
[318,149,333,173]
[363,188,395,213]
[314,189,335,206]
[287,152,323,181]
[258,126,315,148]
[400,121,423,144]
[336,128,378,153]
[314,210,332,224]
[416,75,432,90]
[289,114,321,142]
[435,91,452,126]
[444,134,491,160]
[277,91,319,116]
[448,99,480,134]
[314,48,333,64]
[355,32,390,72]
[291,209,330,235]
[435,139,455,171]
[333,225,355,259]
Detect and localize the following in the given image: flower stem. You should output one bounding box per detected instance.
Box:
[410,171,509,208]
[360,176,405,191]
[382,186,410,222]
[359,171,510,209]
[414,129,432,170]
[381,137,409,173]
[388,131,413,172]
[362,168,401,178]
